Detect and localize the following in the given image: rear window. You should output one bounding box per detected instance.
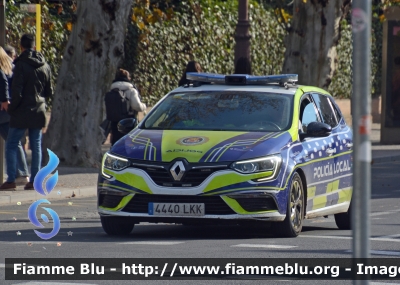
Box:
[142,91,293,132]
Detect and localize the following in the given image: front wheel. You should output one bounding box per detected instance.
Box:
[334,202,352,230]
[100,216,135,235]
[275,173,304,237]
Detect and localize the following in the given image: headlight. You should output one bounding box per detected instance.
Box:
[231,155,282,180]
[102,152,130,178]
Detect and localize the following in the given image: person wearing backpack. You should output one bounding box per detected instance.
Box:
[105,68,146,146]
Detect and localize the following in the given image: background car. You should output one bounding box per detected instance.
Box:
[97,73,353,237]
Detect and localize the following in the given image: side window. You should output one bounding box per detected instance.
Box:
[301,100,319,131]
[311,94,338,127]
[329,97,343,123]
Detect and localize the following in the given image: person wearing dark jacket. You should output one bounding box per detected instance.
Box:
[0,34,52,190]
[0,46,29,189]
[178,61,202,87]
[108,68,146,145]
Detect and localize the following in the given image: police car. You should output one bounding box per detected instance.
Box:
[98,73,353,237]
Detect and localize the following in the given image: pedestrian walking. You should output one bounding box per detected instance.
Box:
[106,68,146,146]
[178,61,202,86]
[0,34,52,190]
[4,45,17,61]
[0,46,29,188]
[4,45,28,154]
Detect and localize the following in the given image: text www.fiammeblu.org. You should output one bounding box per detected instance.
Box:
[118,263,400,278]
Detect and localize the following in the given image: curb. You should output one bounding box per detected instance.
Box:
[372,155,400,165]
[0,186,97,206]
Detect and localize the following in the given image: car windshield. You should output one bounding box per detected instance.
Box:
[142,91,293,132]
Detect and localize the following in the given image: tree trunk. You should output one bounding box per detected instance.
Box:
[282,0,350,88]
[43,0,133,167]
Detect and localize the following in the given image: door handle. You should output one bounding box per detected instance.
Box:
[346,143,353,149]
[326,148,335,156]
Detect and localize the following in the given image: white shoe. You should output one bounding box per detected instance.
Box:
[15,176,29,186]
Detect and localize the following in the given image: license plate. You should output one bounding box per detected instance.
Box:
[148,203,205,216]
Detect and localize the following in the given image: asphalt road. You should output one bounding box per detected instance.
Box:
[0,161,400,285]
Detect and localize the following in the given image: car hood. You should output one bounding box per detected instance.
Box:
[111,129,292,163]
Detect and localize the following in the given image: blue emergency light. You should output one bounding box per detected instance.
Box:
[186,72,298,86]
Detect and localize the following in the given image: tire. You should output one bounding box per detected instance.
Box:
[100,216,135,235]
[275,173,304,237]
[334,202,351,230]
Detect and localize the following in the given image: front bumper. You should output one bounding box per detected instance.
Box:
[97,187,286,222]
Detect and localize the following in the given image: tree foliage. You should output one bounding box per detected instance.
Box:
[6,0,399,107]
[122,0,286,106]
[6,0,71,96]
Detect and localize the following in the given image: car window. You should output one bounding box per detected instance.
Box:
[311,93,338,127]
[143,91,293,132]
[301,101,320,131]
[328,97,343,123]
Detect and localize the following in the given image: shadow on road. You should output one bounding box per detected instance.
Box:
[0,222,349,243]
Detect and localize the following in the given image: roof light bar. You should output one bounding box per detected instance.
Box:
[186,72,298,86]
[186,73,225,84]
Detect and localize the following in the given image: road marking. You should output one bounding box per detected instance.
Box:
[370,209,400,217]
[310,219,334,223]
[118,241,184,245]
[7,241,66,245]
[371,283,400,285]
[0,263,4,268]
[376,234,400,239]
[14,281,97,285]
[371,194,390,197]
[231,244,297,249]
[301,235,351,240]
[300,235,400,243]
[345,250,400,256]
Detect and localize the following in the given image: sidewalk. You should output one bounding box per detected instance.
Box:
[1,123,399,206]
[370,123,400,164]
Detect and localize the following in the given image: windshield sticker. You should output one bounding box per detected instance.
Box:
[166,149,203,153]
[229,147,253,152]
[177,136,209,146]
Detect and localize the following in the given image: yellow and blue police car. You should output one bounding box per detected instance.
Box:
[98,73,353,237]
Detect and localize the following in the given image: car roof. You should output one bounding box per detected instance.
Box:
[172,84,298,95]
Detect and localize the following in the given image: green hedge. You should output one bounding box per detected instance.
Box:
[123,0,286,106]
[6,1,70,94]
[126,1,388,102]
[5,0,391,105]
[328,6,384,99]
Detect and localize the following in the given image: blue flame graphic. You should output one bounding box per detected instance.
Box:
[34,149,59,196]
[28,199,61,240]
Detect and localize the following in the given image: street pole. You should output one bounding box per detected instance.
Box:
[234,0,250,67]
[351,1,371,284]
[0,0,5,183]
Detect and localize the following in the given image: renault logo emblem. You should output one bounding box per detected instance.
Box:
[170,161,185,181]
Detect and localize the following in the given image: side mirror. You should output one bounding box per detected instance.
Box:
[300,121,331,140]
[117,118,137,134]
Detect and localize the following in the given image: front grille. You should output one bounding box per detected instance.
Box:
[99,194,123,208]
[132,165,227,187]
[234,197,278,212]
[123,194,236,215]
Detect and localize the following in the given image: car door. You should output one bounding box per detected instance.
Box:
[311,93,352,209]
[328,96,353,206]
[299,94,334,213]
